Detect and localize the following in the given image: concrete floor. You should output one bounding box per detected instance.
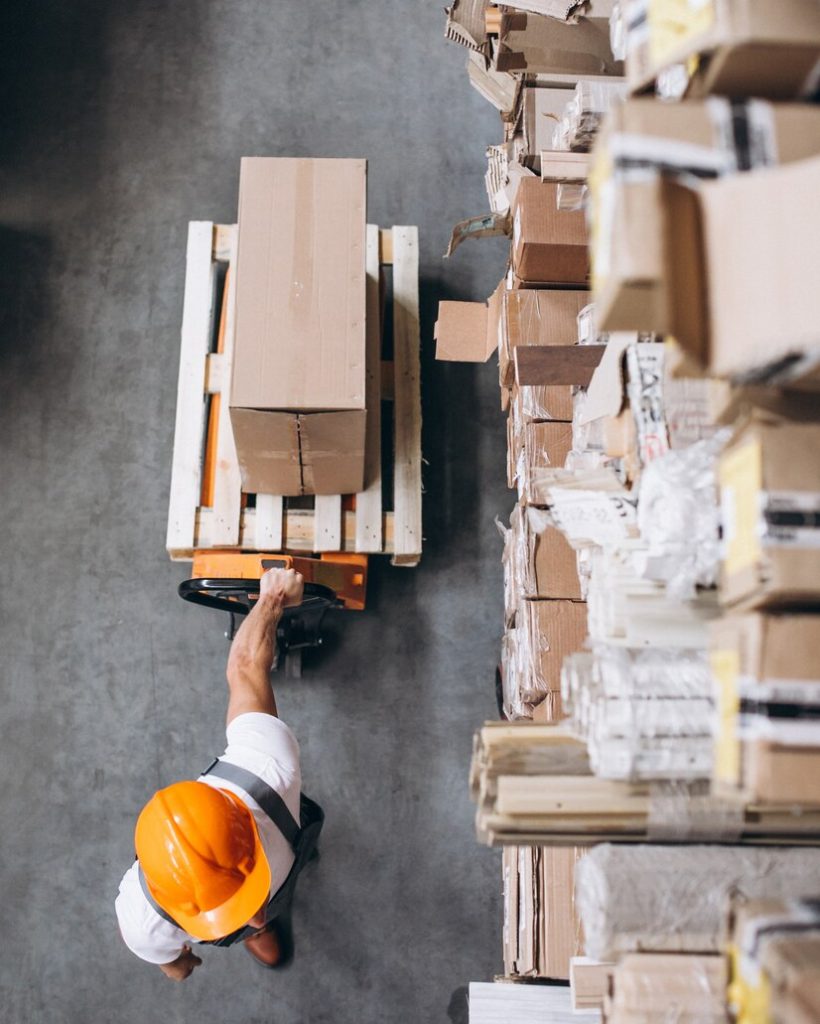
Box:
[0,3,514,1021]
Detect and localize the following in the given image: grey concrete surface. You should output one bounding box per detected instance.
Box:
[0,3,515,1022]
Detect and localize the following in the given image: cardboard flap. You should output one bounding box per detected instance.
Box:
[435,301,494,362]
[515,343,604,386]
[663,178,709,370]
[579,332,633,424]
[445,210,511,258]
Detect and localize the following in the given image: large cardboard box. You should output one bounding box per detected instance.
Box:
[516,420,575,506]
[519,598,588,706]
[540,845,586,980]
[499,288,588,388]
[230,157,367,495]
[666,156,820,387]
[495,10,624,77]
[504,845,586,980]
[590,99,820,335]
[434,282,505,365]
[718,414,820,609]
[711,612,820,802]
[507,503,583,603]
[512,179,590,287]
[763,935,820,1024]
[521,86,575,156]
[747,744,820,806]
[634,0,820,100]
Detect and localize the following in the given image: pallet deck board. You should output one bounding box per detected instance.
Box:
[166,220,421,562]
[391,226,422,567]
[354,223,384,553]
[166,221,217,557]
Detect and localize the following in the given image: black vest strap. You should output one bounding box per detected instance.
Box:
[136,759,304,936]
[137,864,179,927]
[203,759,301,853]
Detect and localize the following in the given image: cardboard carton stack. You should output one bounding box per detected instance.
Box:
[444,4,820,1018]
[445,1,624,223]
[728,898,820,1024]
[232,157,368,496]
[502,844,586,980]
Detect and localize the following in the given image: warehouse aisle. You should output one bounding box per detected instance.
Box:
[0,3,512,1022]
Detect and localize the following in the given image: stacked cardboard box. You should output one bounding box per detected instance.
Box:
[445,5,820,1018]
[231,157,368,496]
[503,844,585,980]
[729,898,820,1024]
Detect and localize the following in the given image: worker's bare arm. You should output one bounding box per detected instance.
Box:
[158,944,202,981]
[226,568,304,725]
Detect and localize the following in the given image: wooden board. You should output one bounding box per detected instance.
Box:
[391,226,422,567]
[196,506,395,554]
[354,224,384,553]
[313,495,343,552]
[205,225,242,546]
[166,222,216,556]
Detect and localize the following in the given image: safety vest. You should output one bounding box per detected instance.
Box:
[137,758,324,947]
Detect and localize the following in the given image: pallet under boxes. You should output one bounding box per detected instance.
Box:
[166,221,422,565]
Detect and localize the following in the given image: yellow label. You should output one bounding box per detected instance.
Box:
[727,943,772,1024]
[648,0,716,67]
[719,438,762,578]
[712,647,741,785]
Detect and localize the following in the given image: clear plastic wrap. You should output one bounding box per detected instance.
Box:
[576,844,820,961]
[562,645,715,781]
[566,80,627,151]
[609,0,627,61]
[501,628,531,720]
[556,182,588,211]
[497,514,517,629]
[576,303,609,347]
[548,487,639,549]
[637,430,732,601]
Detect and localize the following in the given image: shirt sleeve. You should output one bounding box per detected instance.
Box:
[224,712,301,779]
[115,861,189,965]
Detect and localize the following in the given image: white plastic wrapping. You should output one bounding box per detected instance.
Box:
[556,181,588,211]
[576,303,608,347]
[609,0,627,61]
[576,844,820,961]
[563,80,627,152]
[637,430,731,601]
[562,645,714,781]
[585,544,719,648]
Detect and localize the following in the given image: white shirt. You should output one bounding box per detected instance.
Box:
[115,712,301,964]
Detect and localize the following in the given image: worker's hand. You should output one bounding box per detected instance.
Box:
[260,567,304,608]
[158,945,202,982]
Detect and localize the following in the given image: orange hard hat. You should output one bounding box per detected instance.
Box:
[135,780,271,941]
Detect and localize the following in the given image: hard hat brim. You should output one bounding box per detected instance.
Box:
[150,813,273,942]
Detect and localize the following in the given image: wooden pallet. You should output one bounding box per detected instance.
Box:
[166,221,422,565]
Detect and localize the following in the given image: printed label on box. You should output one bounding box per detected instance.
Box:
[719,439,762,578]
[711,647,741,786]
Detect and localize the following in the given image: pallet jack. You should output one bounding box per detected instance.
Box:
[179,550,367,676]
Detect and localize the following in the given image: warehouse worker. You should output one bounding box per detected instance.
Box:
[115,567,323,978]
